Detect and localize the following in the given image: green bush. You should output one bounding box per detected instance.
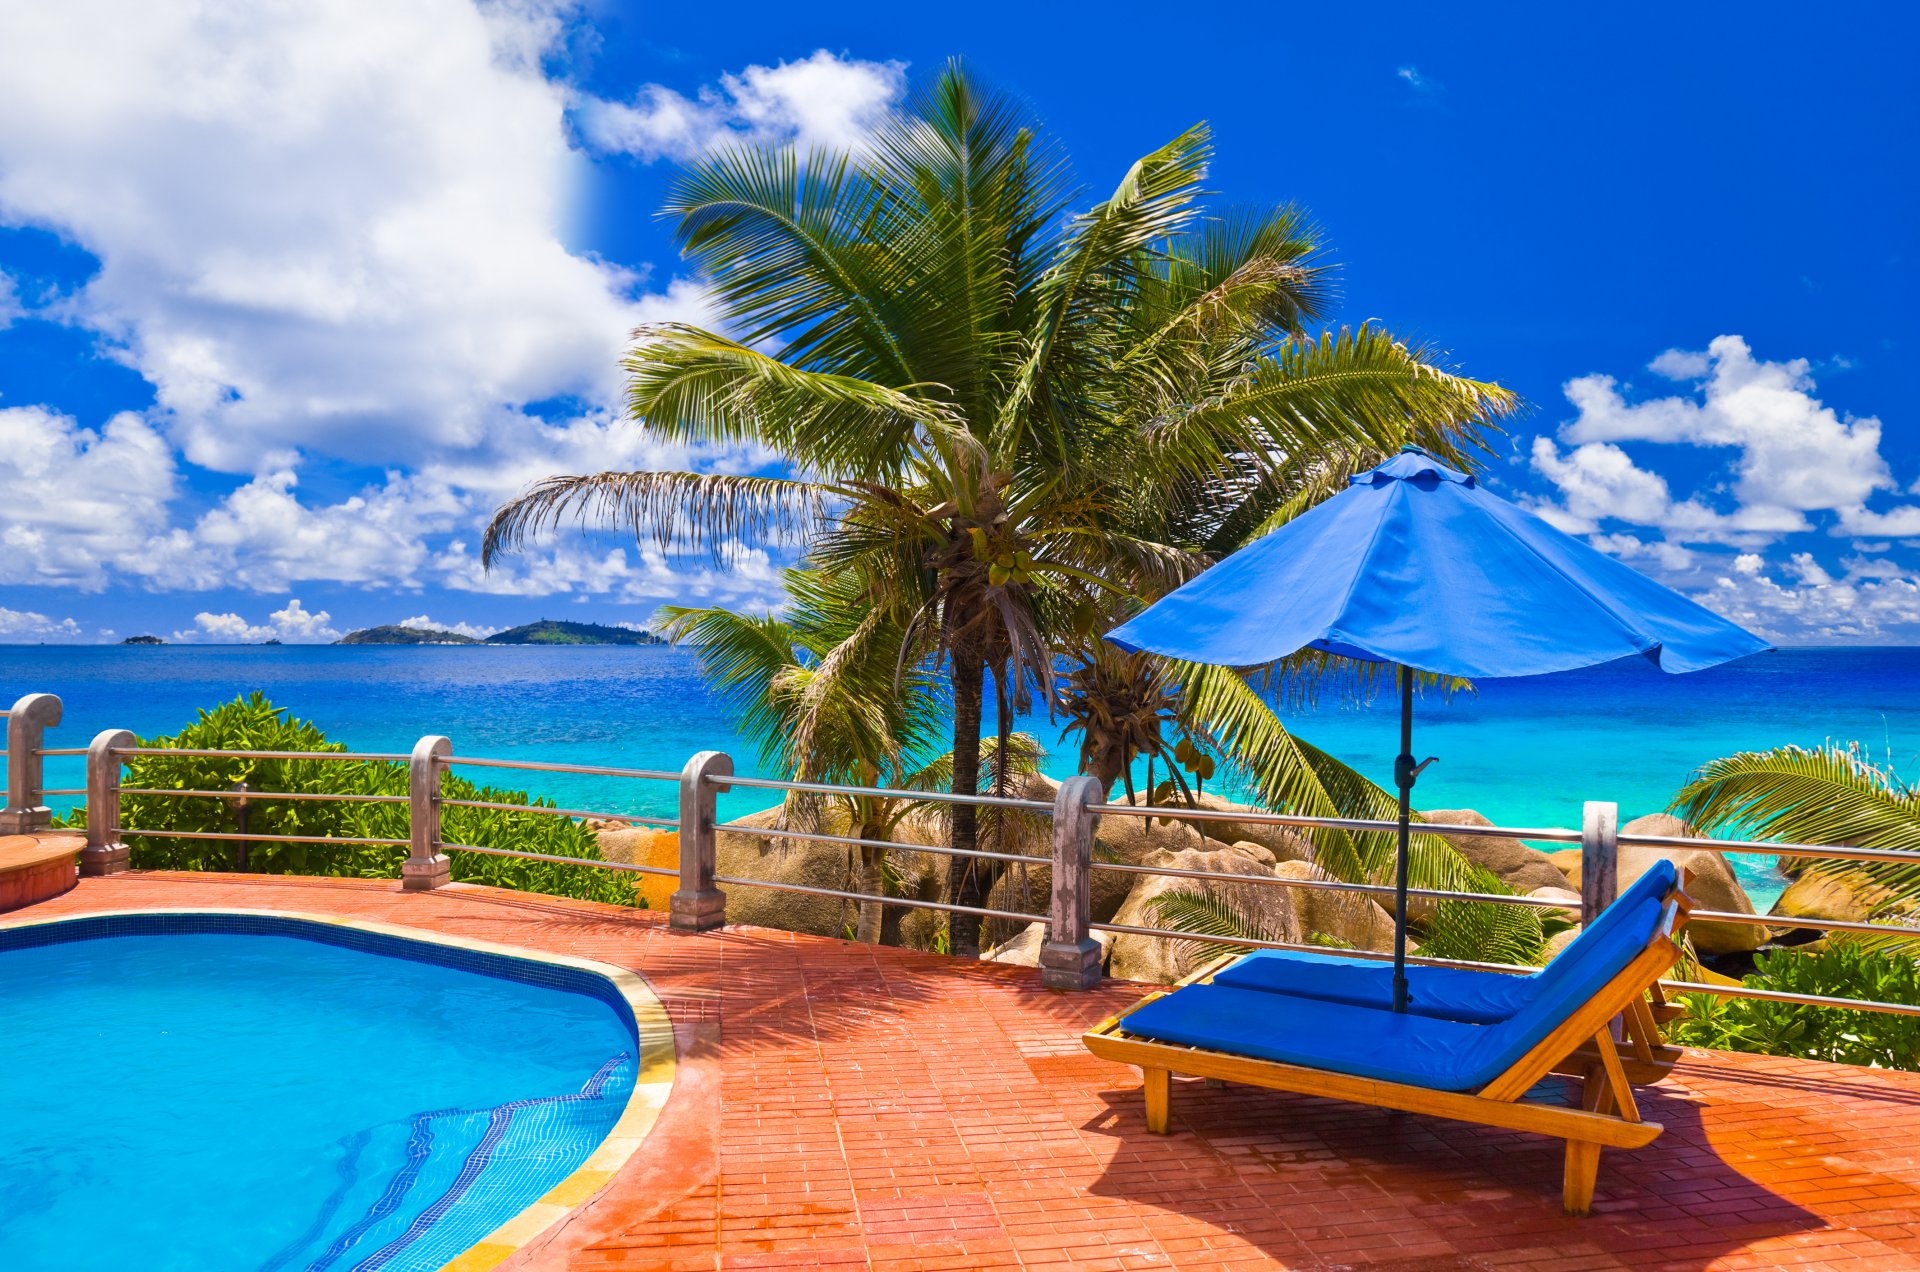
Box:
[1670,941,1920,1070]
[57,694,638,908]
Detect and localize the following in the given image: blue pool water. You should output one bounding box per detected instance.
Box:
[5,644,1919,905]
[0,914,641,1272]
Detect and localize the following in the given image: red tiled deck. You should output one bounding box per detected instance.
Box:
[20,874,1920,1271]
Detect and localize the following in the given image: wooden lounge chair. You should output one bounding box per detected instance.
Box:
[1084,860,1693,1215]
[1199,858,1688,1084]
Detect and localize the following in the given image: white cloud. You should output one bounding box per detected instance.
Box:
[0,406,180,589]
[0,2,778,611]
[1587,533,1696,572]
[1707,556,1920,644]
[173,597,340,644]
[1558,335,1893,521]
[186,469,454,591]
[1527,438,1674,534]
[1647,348,1710,380]
[398,614,498,639]
[0,0,649,473]
[0,270,20,328]
[0,607,84,640]
[577,50,906,162]
[1396,66,1436,93]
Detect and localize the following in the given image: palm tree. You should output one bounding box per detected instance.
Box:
[658,565,1043,944]
[484,61,1514,954]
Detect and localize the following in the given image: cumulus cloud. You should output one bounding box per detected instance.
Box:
[1522,336,1920,643]
[1707,556,1920,644]
[0,0,648,473]
[577,49,907,161]
[398,614,498,639]
[0,406,180,589]
[0,606,85,639]
[1530,336,1919,549]
[0,1,792,613]
[173,598,340,644]
[1556,335,1895,524]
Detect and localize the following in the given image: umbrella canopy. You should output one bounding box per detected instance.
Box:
[1107,448,1770,677]
[1105,447,1769,1011]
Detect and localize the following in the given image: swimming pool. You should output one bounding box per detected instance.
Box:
[0,910,674,1272]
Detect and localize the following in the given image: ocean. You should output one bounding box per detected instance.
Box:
[7,644,1917,906]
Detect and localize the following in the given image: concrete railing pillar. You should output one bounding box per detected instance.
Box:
[669,750,732,933]
[81,729,135,875]
[402,735,452,891]
[2,693,63,834]
[1038,775,1105,991]
[1581,800,1619,926]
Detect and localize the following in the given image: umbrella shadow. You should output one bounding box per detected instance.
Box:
[1076,1071,1830,1270]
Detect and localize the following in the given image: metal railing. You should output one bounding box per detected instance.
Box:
[7,689,1919,1019]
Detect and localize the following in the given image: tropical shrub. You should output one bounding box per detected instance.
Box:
[57,694,636,907]
[1670,941,1920,1070]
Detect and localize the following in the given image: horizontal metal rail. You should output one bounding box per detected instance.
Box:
[34,747,87,757]
[111,826,408,847]
[711,873,1047,924]
[1086,801,1586,844]
[439,841,677,875]
[1621,832,1920,866]
[1090,920,1529,973]
[1662,979,1920,1018]
[440,797,677,827]
[1088,857,1574,909]
[719,821,1048,867]
[112,747,407,762]
[41,788,85,797]
[1690,908,1920,937]
[119,787,409,804]
[439,755,678,782]
[715,772,1056,812]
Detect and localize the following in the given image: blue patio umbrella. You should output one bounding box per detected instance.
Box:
[1106,448,1770,1010]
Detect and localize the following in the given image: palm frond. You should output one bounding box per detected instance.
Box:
[482,470,823,567]
[1672,743,1920,907]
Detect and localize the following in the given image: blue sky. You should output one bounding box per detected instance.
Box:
[0,1,1914,644]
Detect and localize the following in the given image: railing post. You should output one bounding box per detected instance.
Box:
[82,729,135,875]
[1581,800,1619,926]
[670,750,732,933]
[1039,775,1105,991]
[402,735,452,891]
[2,693,63,833]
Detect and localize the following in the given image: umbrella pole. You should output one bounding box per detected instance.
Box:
[1390,665,1434,1014]
[1392,667,1413,1012]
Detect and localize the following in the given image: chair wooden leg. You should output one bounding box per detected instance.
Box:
[1143,1067,1171,1134]
[1563,1140,1601,1216]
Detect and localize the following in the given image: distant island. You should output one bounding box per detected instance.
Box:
[484,620,665,646]
[121,635,166,645]
[337,625,480,646]
[333,620,665,647]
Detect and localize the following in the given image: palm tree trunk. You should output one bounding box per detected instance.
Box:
[947,648,987,957]
[856,832,886,945]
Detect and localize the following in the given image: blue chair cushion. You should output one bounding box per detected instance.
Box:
[1209,859,1680,1025]
[1123,866,1675,1092]
[1212,950,1528,1023]
[1119,982,1502,1090]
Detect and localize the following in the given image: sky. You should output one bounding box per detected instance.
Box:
[0,1,1914,645]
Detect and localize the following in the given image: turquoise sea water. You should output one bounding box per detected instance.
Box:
[6,644,1918,903]
[0,915,638,1272]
